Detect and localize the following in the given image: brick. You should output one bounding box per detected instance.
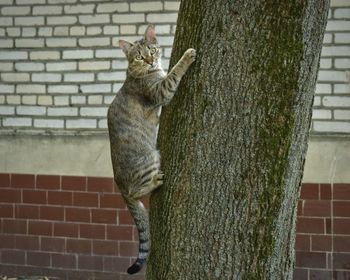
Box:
[52,253,76,269]
[32,73,62,83]
[139,24,171,35]
[33,5,63,15]
[78,255,103,270]
[334,8,350,18]
[321,46,350,56]
[86,26,102,35]
[46,38,77,47]
[41,237,65,252]
[107,225,133,241]
[164,1,180,11]
[0,84,15,93]
[15,205,39,219]
[48,107,78,116]
[79,14,110,24]
[1,6,30,15]
[73,192,98,207]
[295,251,327,268]
[119,209,134,225]
[11,173,35,188]
[22,95,37,105]
[96,49,123,58]
[47,62,76,72]
[0,39,13,48]
[293,269,308,280]
[1,73,30,82]
[98,71,126,81]
[79,37,110,47]
[17,106,46,116]
[333,253,350,269]
[320,184,332,200]
[48,0,76,3]
[63,49,93,59]
[67,238,91,254]
[27,252,50,267]
[88,95,103,104]
[65,207,90,222]
[22,27,36,37]
[0,17,12,26]
[112,60,128,69]
[335,58,350,69]
[70,26,85,35]
[87,177,114,192]
[303,200,331,217]
[64,73,94,82]
[147,13,178,23]
[334,184,350,200]
[3,117,31,127]
[103,256,130,273]
[15,235,39,251]
[79,60,110,71]
[334,201,350,217]
[91,209,117,224]
[66,119,97,129]
[80,107,108,117]
[53,26,69,36]
[48,85,78,94]
[80,224,105,239]
[334,218,350,234]
[0,62,13,71]
[296,217,325,234]
[15,62,44,72]
[0,51,27,61]
[30,51,60,60]
[15,16,44,26]
[2,250,25,265]
[28,220,52,236]
[311,235,332,251]
[318,70,347,82]
[326,20,350,30]
[40,206,65,221]
[0,173,11,187]
[0,204,14,218]
[38,27,53,37]
[112,13,145,23]
[47,16,77,25]
[0,106,15,115]
[93,240,118,255]
[314,121,350,133]
[309,270,333,280]
[119,241,138,257]
[335,32,350,43]
[312,109,331,119]
[17,84,46,94]
[64,4,95,14]
[331,0,350,6]
[315,83,332,94]
[130,2,162,12]
[100,193,124,209]
[16,0,45,4]
[334,84,350,94]
[54,222,78,237]
[23,189,46,204]
[3,219,27,234]
[54,96,69,106]
[34,119,65,129]
[48,190,73,206]
[98,119,107,128]
[96,3,129,13]
[103,25,119,35]
[334,235,350,252]
[0,235,15,249]
[37,95,53,106]
[295,234,310,251]
[62,176,86,191]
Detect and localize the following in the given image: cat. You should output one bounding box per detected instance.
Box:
[107,24,196,274]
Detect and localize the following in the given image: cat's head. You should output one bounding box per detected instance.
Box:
[119,24,161,77]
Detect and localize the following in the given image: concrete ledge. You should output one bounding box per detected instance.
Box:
[0,134,349,183]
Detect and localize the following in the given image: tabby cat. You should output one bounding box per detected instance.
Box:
[107,24,196,274]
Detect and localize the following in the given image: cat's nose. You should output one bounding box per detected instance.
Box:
[144,57,154,65]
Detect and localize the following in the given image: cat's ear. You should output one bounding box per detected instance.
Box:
[119,40,133,55]
[144,24,157,43]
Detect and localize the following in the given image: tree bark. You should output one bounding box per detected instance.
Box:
[147,1,329,279]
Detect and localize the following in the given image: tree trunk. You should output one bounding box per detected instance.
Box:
[147,1,329,279]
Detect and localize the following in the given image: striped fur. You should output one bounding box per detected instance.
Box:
[107,24,196,274]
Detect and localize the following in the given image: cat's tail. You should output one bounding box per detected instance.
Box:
[123,195,150,274]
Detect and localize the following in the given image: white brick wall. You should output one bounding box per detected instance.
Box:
[0,0,349,134]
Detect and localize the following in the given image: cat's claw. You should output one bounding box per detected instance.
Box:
[184,48,196,64]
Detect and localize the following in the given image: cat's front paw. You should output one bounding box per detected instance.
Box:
[183,48,196,65]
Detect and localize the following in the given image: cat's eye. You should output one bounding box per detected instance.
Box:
[150,48,157,54]
[135,54,142,60]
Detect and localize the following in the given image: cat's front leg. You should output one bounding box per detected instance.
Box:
[153,48,196,105]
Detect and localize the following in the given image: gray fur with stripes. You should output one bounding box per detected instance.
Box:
[107,25,196,274]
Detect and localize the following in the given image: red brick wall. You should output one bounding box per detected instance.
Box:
[295,183,350,280]
[0,174,349,280]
